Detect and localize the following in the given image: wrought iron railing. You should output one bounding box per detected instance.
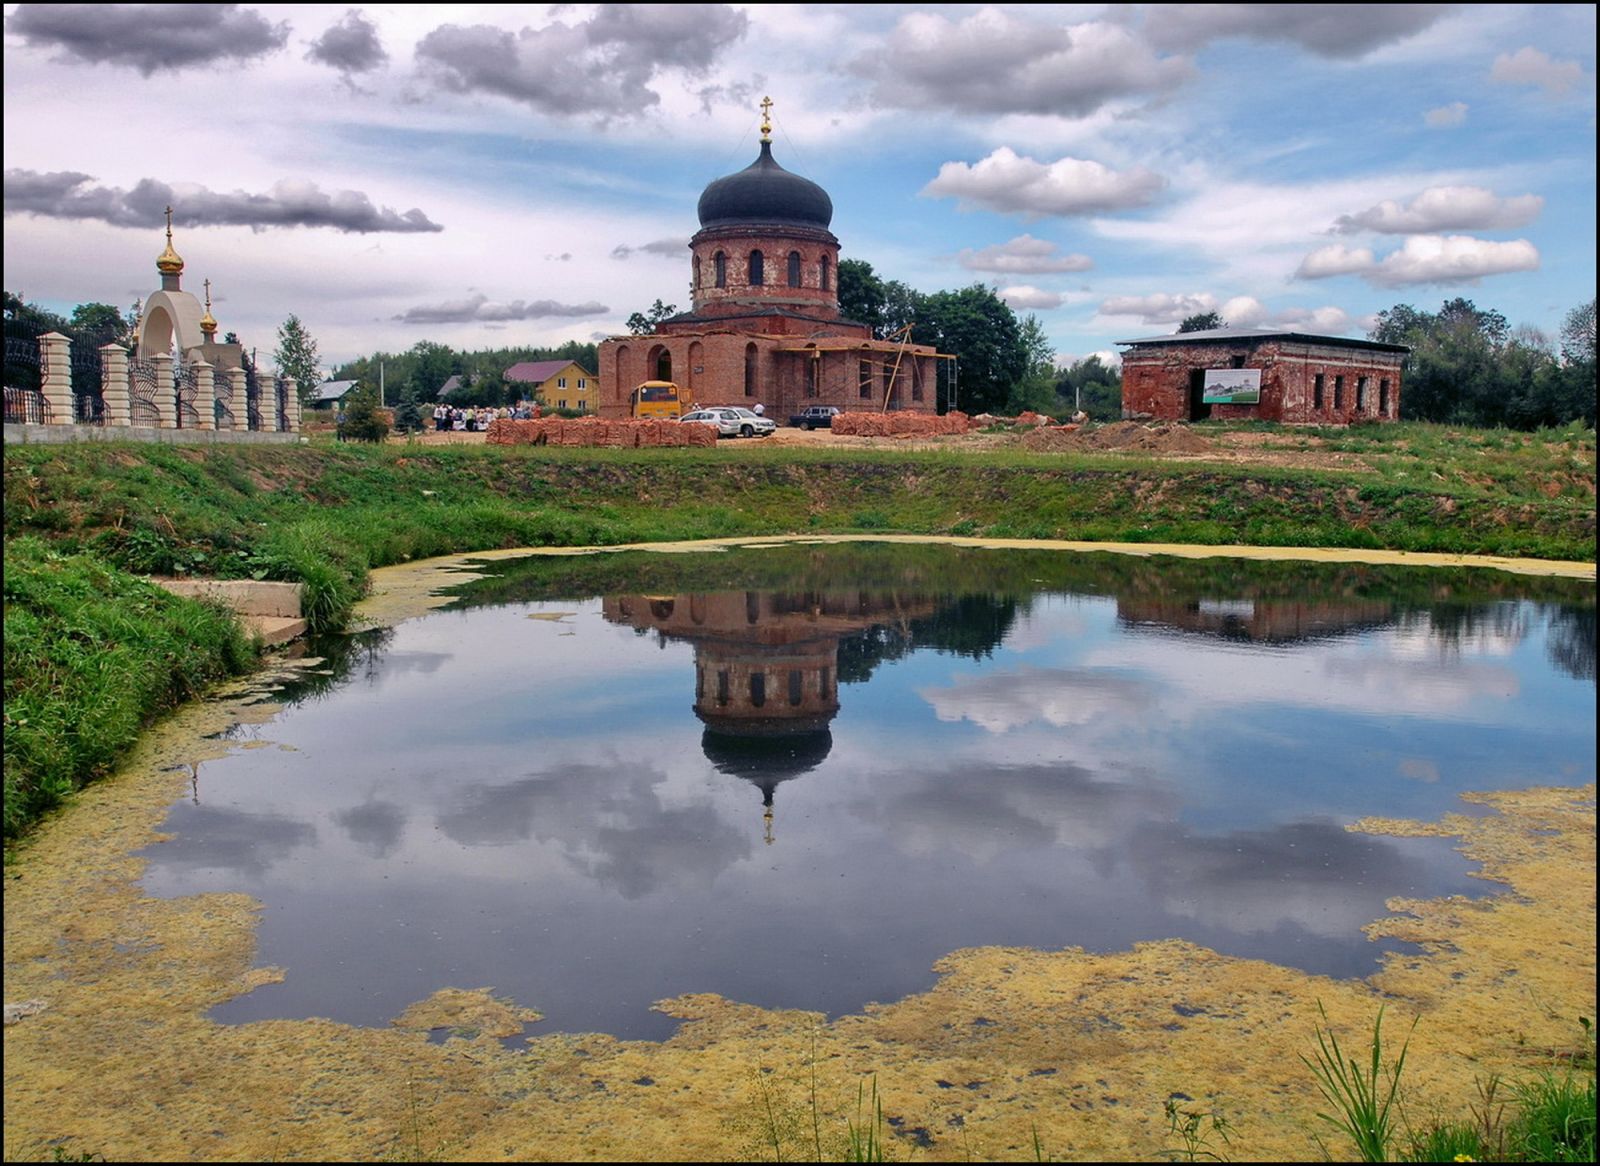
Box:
[245,365,263,431]
[174,360,200,428]
[129,358,161,427]
[71,343,105,425]
[3,385,51,424]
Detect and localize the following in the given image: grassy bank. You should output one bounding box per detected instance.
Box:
[2,426,1594,843]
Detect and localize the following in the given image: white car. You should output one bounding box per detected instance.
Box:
[678,406,776,438]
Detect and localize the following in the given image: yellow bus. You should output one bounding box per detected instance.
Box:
[631,380,682,419]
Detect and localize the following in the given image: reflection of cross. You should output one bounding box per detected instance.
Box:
[760,95,773,142]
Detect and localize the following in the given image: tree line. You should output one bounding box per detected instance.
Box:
[331,339,599,410]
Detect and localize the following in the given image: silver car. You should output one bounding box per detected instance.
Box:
[679,407,776,438]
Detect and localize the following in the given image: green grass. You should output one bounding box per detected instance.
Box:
[3,536,257,842]
[1302,1005,1596,1164]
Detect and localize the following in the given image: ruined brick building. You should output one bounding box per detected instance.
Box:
[598,100,947,418]
[1118,328,1408,424]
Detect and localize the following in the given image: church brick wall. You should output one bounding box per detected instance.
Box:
[1120,338,1404,425]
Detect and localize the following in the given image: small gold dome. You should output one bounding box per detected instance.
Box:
[200,308,217,336]
[156,239,184,275]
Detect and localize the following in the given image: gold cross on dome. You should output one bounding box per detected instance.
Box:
[165,204,174,241]
[760,95,773,143]
[203,278,212,309]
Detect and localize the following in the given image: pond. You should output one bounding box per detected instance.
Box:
[140,543,1596,1044]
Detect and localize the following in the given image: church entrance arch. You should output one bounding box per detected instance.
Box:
[648,345,673,384]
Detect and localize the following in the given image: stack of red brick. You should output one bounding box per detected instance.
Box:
[830,411,970,437]
[484,418,717,447]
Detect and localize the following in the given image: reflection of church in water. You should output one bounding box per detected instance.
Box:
[603,590,938,843]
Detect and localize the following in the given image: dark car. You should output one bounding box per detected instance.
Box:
[789,405,840,430]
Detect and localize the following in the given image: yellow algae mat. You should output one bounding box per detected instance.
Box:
[5,541,1595,1162]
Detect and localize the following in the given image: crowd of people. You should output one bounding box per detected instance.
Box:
[427,401,541,432]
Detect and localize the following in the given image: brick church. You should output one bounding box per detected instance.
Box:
[597,100,947,419]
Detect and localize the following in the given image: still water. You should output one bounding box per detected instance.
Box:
[141,544,1596,1042]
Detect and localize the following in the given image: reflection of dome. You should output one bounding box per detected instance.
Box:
[703,726,832,847]
[697,142,833,230]
[702,727,833,784]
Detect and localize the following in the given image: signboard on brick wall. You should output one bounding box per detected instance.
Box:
[1201,368,1262,404]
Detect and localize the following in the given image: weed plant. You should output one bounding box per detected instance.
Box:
[1303,1002,1416,1161]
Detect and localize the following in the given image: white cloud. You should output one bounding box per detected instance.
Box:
[923,147,1164,217]
[1000,285,1064,310]
[854,8,1191,117]
[1423,101,1468,128]
[958,234,1093,274]
[1097,292,1221,327]
[1296,244,1380,280]
[1490,46,1589,98]
[1143,4,1459,60]
[1331,185,1543,234]
[1297,234,1540,286]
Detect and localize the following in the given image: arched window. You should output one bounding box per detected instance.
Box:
[714,251,727,289]
[788,251,802,288]
[820,254,830,292]
[749,250,764,285]
[744,343,758,397]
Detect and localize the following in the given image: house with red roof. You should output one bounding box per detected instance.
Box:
[504,359,596,413]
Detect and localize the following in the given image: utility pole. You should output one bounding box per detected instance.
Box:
[380,359,385,407]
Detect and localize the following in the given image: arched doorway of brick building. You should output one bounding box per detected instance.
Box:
[648,345,673,384]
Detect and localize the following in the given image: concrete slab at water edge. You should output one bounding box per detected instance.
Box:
[148,578,307,644]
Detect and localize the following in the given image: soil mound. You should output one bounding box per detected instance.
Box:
[1021,421,1213,454]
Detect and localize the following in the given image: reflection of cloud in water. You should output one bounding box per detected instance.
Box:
[918,666,1153,733]
[145,806,316,879]
[435,764,750,899]
[1126,818,1444,939]
[860,761,1176,864]
[360,649,452,677]
[1078,639,1519,721]
[1322,655,1516,707]
[857,761,1451,941]
[332,798,408,858]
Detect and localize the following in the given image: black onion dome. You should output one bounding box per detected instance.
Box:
[697,142,833,230]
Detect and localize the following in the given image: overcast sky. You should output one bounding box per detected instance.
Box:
[3,3,1595,373]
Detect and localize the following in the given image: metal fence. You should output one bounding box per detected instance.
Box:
[71,342,105,424]
[245,364,263,430]
[174,360,201,428]
[129,357,161,427]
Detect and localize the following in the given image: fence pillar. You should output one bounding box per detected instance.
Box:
[39,332,74,425]
[191,362,215,430]
[283,377,301,432]
[150,353,176,429]
[100,343,130,427]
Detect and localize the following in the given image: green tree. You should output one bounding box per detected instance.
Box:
[625,299,679,335]
[881,280,923,341]
[273,315,322,406]
[392,386,423,434]
[340,381,389,443]
[407,340,458,401]
[1005,313,1062,415]
[837,259,886,334]
[68,302,132,350]
[1178,311,1224,333]
[913,284,1026,415]
[1057,355,1123,420]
